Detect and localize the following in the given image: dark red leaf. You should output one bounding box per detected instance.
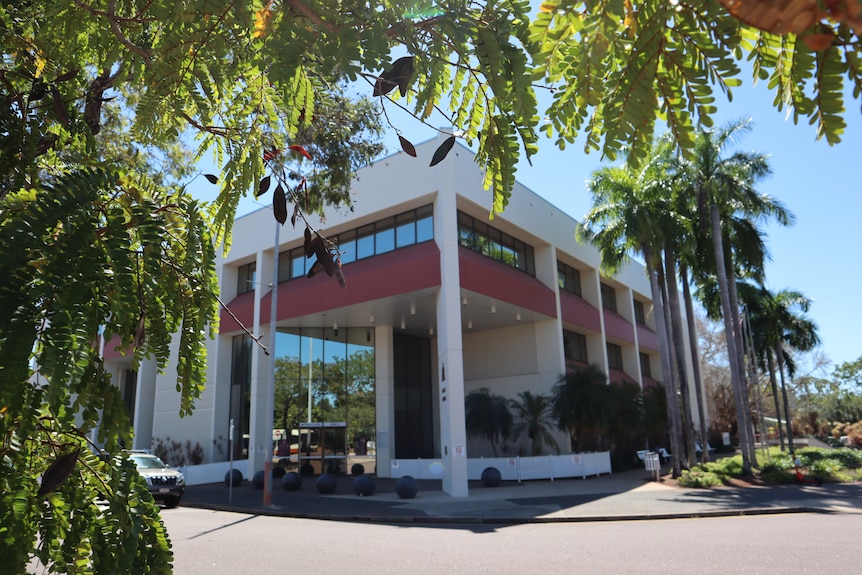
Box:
[273,183,287,224]
[256,175,271,198]
[314,240,336,277]
[304,228,314,258]
[204,174,219,184]
[429,135,456,166]
[263,148,280,161]
[38,450,79,496]
[373,56,414,97]
[335,261,347,288]
[291,203,300,227]
[288,145,313,161]
[55,69,79,82]
[51,86,69,127]
[399,135,417,157]
[306,260,324,278]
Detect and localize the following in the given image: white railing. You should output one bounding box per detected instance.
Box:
[180,452,612,484]
[389,452,611,481]
[180,459,249,485]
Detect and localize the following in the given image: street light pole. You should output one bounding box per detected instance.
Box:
[263,220,279,507]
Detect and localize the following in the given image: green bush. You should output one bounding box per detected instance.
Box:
[703,457,743,477]
[677,467,724,488]
[809,458,853,482]
[823,447,862,469]
[759,461,796,484]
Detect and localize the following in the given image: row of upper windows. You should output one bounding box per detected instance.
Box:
[457,211,536,276]
[236,205,434,293]
[236,207,650,320]
[564,329,653,378]
[281,204,434,282]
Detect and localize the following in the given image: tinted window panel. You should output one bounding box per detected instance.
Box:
[376,227,395,254]
[416,216,433,242]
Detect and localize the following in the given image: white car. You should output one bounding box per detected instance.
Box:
[129,453,185,508]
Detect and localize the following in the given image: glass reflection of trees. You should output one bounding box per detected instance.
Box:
[275,328,375,452]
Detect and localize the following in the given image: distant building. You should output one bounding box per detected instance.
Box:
[102,134,668,496]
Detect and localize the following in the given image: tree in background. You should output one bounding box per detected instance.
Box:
[465,387,514,457]
[509,390,560,456]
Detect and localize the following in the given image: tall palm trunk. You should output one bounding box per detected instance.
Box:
[709,203,753,475]
[645,246,684,477]
[681,263,710,464]
[664,245,696,468]
[742,306,770,458]
[727,262,758,467]
[776,345,795,453]
[766,348,786,450]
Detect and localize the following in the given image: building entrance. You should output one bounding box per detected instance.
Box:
[393,333,434,458]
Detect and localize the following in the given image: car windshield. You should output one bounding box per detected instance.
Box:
[131,455,168,469]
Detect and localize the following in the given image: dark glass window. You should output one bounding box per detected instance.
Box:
[375,217,396,254]
[558,261,582,296]
[640,352,652,378]
[563,330,588,363]
[457,211,535,276]
[607,342,623,370]
[339,229,357,264]
[237,262,256,295]
[634,300,646,324]
[601,283,617,312]
[395,213,416,247]
[416,208,433,242]
[356,224,375,259]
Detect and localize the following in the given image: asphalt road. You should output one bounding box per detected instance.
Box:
[162,507,861,574]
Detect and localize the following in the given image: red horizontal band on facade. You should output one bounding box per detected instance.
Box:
[637,323,659,352]
[219,289,256,333]
[603,309,636,344]
[609,368,637,385]
[458,247,557,318]
[221,241,442,327]
[101,333,129,361]
[560,291,601,332]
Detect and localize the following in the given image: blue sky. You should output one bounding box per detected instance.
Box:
[372,80,861,371]
[209,34,861,374]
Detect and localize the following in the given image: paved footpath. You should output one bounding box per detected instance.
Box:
[180,469,862,524]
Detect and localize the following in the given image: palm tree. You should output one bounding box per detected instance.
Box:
[741,285,820,452]
[464,387,513,457]
[670,119,793,475]
[580,145,688,476]
[509,391,560,456]
[551,365,613,452]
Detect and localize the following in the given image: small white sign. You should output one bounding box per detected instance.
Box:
[453,445,465,457]
[572,454,582,464]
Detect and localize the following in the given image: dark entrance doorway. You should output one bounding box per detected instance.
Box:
[393,333,434,459]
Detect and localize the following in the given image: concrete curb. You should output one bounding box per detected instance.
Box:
[179,500,830,525]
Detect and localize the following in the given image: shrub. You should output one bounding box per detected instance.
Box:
[703,457,743,477]
[677,467,724,488]
[759,462,796,484]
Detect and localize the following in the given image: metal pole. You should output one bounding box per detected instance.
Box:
[263,221,279,506]
[307,338,313,423]
[229,418,234,505]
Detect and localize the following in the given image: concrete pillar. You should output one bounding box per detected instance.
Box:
[373,324,394,477]
[434,146,468,497]
[132,358,158,450]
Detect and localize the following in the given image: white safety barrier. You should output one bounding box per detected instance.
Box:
[388,452,611,481]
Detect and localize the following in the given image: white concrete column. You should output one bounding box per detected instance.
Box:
[132,358,158,450]
[246,249,267,476]
[373,324,394,477]
[434,148,468,497]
